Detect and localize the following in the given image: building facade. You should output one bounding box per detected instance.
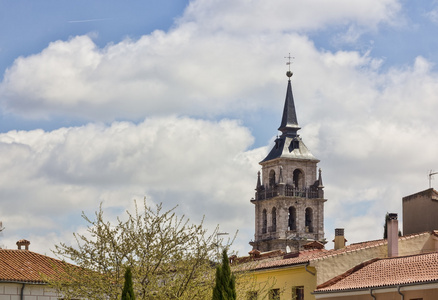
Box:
[250,71,326,253]
[403,188,438,235]
[239,229,438,300]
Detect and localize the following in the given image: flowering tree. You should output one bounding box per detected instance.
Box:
[49,199,226,300]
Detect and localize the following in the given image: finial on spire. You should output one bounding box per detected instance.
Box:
[285,53,294,78]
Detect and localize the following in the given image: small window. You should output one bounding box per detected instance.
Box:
[269,288,280,300]
[247,291,258,300]
[292,286,304,300]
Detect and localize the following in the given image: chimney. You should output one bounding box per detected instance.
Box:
[387,213,398,257]
[16,239,30,250]
[334,228,346,250]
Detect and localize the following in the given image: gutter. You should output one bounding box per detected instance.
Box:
[21,283,26,300]
[0,280,46,285]
[313,280,438,296]
[305,262,315,276]
[370,288,376,300]
[397,285,404,300]
[250,261,310,273]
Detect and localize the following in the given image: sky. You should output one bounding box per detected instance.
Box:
[1,0,438,257]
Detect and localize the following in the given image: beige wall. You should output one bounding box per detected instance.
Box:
[0,283,59,300]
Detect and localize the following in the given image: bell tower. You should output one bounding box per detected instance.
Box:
[250,67,326,253]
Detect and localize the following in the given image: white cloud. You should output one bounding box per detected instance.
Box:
[1,0,438,255]
[425,5,438,24]
[0,116,266,255]
[181,0,400,33]
[0,0,401,121]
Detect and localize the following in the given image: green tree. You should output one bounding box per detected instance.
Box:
[212,249,236,300]
[48,199,228,300]
[121,266,135,300]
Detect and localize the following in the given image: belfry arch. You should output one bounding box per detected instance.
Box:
[305,207,313,233]
[271,207,277,232]
[269,170,276,187]
[293,169,304,188]
[288,206,296,231]
[262,209,267,234]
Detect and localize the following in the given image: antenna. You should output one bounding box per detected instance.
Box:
[215,231,229,259]
[0,222,4,248]
[429,170,438,188]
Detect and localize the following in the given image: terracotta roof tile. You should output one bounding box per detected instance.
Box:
[243,231,434,271]
[0,249,71,283]
[315,252,438,292]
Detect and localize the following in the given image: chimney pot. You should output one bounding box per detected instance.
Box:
[16,239,30,250]
[334,228,346,250]
[335,228,344,236]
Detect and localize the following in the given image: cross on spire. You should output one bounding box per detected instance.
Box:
[284,53,294,78]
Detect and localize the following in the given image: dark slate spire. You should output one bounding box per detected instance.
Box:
[260,71,318,163]
[278,73,300,137]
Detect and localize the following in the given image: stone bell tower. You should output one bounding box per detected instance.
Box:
[250,69,326,253]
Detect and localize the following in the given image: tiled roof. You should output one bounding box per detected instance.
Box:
[249,249,327,271]
[243,231,437,271]
[315,252,438,292]
[0,249,70,284]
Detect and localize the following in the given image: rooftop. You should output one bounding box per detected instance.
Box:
[0,249,71,284]
[315,251,438,293]
[240,231,438,272]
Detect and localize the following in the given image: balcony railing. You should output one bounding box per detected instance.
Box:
[255,184,321,201]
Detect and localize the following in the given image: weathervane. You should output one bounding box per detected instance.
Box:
[285,53,295,78]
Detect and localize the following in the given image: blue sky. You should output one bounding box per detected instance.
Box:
[1,0,438,256]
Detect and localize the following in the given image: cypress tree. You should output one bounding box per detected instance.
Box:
[121,266,135,300]
[212,249,236,300]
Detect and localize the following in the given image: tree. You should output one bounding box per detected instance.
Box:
[212,249,236,300]
[121,266,135,300]
[48,199,227,300]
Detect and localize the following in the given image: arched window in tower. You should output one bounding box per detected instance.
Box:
[293,169,304,188]
[269,170,276,187]
[305,207,313,233]
[271,207,277,232]
[262,209,267,234]
[288,206,296,231]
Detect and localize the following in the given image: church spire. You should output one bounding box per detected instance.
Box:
[250,56,326,253]
[278,76,300,137]
[260,66,318,163]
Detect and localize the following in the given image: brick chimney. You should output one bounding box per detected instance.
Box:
[16,239,30,250]
[333,228,346,250]
[387,213,398,257]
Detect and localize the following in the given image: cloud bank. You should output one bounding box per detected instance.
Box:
[1,0,437,254]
